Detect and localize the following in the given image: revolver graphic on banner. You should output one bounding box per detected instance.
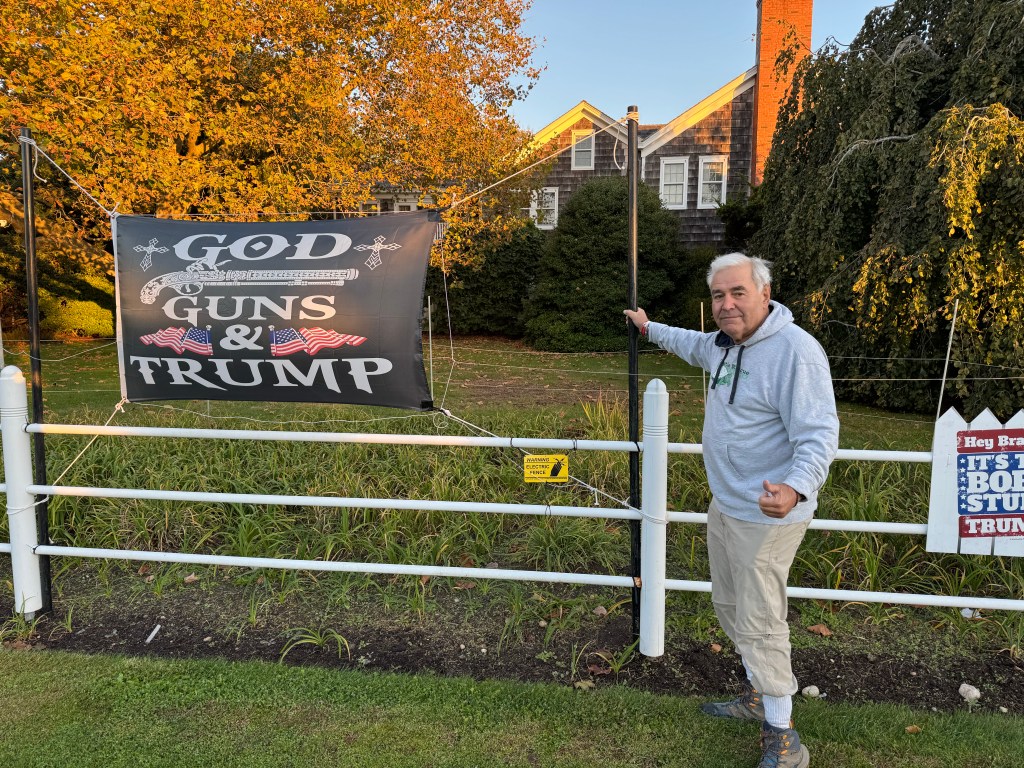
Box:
[140,268,360,304]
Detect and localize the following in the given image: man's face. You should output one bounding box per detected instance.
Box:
[710,264,771,344]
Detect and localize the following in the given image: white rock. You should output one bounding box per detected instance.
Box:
[802,685,820,698]
[960,607,981,620]
[1000,706,1008,714]
[959,683,981,704]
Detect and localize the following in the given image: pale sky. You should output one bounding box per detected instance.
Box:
[511,1,885,132]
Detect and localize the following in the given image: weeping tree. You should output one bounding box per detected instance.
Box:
[752,0,1024,419]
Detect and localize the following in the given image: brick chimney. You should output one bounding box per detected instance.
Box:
[751,0,813,184]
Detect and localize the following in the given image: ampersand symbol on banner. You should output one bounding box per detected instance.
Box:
[221,324,263,350]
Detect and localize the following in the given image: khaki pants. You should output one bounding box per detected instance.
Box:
[707,499,809,698]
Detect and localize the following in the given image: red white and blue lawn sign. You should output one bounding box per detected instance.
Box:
[112,211,439,409]
[927,408,1024,557]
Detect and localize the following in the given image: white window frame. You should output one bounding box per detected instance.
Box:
[659,156,689,210]
[570,129,595,171]
[698,155,728,210]
[529,187,559,230]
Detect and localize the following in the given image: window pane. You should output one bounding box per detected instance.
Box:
[575,149,592,166]
[663,183,684,205]
[664,164,685,184]
[701,183,722,205]
[702,161,724,182]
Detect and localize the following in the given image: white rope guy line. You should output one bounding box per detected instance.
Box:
[2,340,119,364]
[447,116,629,211]
[17,135,118,218]
[447,358,707,379]
[50,398,129,486]
[835,408,933,426]
[449,343,671,357]
[436,235,460,411]
[21,336,1020,370]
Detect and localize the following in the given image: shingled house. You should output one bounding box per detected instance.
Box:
[529,0,812,247]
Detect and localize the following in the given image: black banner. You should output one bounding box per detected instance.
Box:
[113,212,438,409]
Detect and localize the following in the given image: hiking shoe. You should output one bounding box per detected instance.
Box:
[759,722,809,768]
[699,683,765,721]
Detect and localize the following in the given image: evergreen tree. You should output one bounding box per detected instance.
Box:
[524,176,680,352]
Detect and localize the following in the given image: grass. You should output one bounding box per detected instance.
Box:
[0,335,1021,651]
[1,648,1021,768]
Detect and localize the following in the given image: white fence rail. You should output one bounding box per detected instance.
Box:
[3,364,1024,654]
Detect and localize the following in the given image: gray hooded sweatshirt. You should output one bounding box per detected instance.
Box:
[647,301,839,525]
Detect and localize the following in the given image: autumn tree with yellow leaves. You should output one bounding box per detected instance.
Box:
[749,0,1024,418]
[0,0,540,333]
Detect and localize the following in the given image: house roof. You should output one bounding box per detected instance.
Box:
[532,66,758,155]
[641,66,757,154]
[531,100,628,148]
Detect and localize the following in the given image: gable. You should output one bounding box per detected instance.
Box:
[532,100,628,149]
[640,66,757,155]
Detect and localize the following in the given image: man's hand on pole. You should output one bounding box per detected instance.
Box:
[624,308,649,329]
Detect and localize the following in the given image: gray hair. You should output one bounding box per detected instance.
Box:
[706,252,772,291]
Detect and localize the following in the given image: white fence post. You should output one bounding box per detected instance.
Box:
[1,365,43,618]
[640,378,669,657]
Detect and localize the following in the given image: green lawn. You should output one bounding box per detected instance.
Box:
[1,649,1020,768]
[1,336,1021,767]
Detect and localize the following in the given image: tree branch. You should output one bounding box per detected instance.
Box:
[828,134,916,186]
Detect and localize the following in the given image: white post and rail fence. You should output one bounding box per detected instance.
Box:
[2,365,1023,653]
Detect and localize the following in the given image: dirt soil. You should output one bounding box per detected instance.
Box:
[3,566,1022,716]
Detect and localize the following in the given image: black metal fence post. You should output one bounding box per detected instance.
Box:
[19,127,53,614]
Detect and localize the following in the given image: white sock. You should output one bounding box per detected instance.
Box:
[741,658,754,685]
[762,694,793,730]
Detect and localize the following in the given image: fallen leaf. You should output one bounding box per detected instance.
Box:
[144,575,155,583]
[458,554,475,568]
[807,624,833,637]
[137,564,151,576]
[573,680,595,690]
[453,581,476,590]
[710,643,723,653]
[905,725,922,734]
[183,573,199,584]
[588,664,612,676]
[593,606,608,617]
[420,575,431,586]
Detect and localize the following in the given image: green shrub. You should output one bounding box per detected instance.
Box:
[523,177,680,351]
[427,220,543,337]
[39,282,114,338]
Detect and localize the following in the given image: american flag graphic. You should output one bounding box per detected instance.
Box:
[270,327,367,356]
[139,326,214,355]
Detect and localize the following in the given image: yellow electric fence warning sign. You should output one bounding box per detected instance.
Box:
[524,454,569,483]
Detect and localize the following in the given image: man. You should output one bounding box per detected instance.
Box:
[625,253,838,768]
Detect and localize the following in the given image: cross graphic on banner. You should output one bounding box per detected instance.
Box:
[134,238,168,271]
[355,236,401,270]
